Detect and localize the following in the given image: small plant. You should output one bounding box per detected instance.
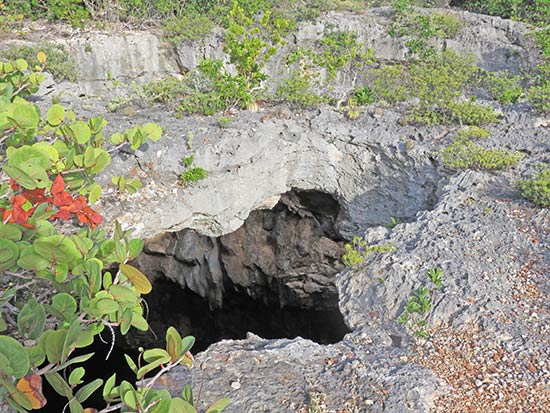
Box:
[342,236,396,268]
[386,216,401,228]
[111,175,143,194]
[352,86,376,105]
[517,166,550,207]
[218,115,233,128]
[179,155,208,186]
[528,63,550,113]
[162,12,215,42]
[484,71,523,104]
[398,267,444,339]
[440,136,525,170]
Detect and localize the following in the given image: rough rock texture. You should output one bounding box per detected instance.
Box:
[135,192,346,309]
[2,6,549,413]
[1,8,537,94]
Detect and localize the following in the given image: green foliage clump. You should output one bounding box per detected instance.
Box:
[1,44,78,82]
[162,12,215,42]
[440,135,525,170]
[179,155,208,186]
[142,76,191,106]
[313,30,374,81]
[483,71,523,104]
[534,27,550,56]
[447,101,500,126]
[352,86,376,105]
[275,69,325,107]
[0,55,229,413]
[527,62,550,113]
[390,8,464,40]
[398,267,443,340]
[455,0,550,26]
[369,64,411,104]
[342,236,396,268]
[517,166,550,207]
[5,0,89,26]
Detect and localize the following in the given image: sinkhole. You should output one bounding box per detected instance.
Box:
[38,189,352,411]
[128,189,352,352]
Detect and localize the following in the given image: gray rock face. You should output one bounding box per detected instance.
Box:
[1,7,536,95]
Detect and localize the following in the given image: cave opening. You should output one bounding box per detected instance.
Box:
[130,189,352,352]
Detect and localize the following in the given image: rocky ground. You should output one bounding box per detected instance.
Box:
[2,5,549,413]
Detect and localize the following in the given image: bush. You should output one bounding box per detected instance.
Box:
[454,0,550,26]
[369,64,411,104]
[275,69,325,107]
[448,101,499,125]
[1,44,78,82]
[517,166,550,207]
[162,12,215,42]
[0,55,229,412]
[440,136,525,169]
[484,71,523,104]
[390,9,464,39]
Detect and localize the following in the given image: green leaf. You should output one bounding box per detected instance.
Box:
[17,298,46,339]
[119,263,152,294]
[68,367,85,386]
[75,378,103,403]
[170,398,197,413]
[0,239,20,271]
[103,373,117,400]
[71,121,91,144]
[68,398,85,413]
[43,329,67,364]
[143,349,170,364]
[88,183,101,204]
[45,371,73,398]
[124,354,138,374]
[17,249,49,272]
[142,122,162,141]
[109,285,139,307]
[130,312,148,331]
[181,336,195,355]
[34,235,82,265]
[0,224,22,241]
[95,298,119,314]
[52,293,77,319]
[83,145,95,168]
[109,132,124,145]
[167,327,183,363]
[9,101,39,130]
[128,239,144,260]
[181,384,193,405]
[56,352,94,371]
[46,104,66,127]
[15,59,28,71]
[137,357,165,380]
[120,380,138,409]
[0,335,30,379]
[119,307,133,335]
[206,398,231,413]
[26,345,45,367]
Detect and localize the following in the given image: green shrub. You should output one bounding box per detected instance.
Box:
[390,9,464,40]
[440,136,525,169]
[275,69,325,107]
[528,82,550,113]
[342,236,396,268]
[0,55,229,413]
[534,27,550,56]
[162,12,215,42]
[517,166,550,207]
[370,64,411,104]
[484,71,523,104]
[448,101,499,125]
[142,76,190,105]
[313,30,374,80]
[352,86,376,105]
[455,0,550,25]
[398,268,443,340]
[1,44,78,82]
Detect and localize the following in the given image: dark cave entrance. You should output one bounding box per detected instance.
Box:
[130,189,351,352]
[39,189,351,411]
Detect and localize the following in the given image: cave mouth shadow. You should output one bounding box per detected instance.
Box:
[145,277,351,353]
